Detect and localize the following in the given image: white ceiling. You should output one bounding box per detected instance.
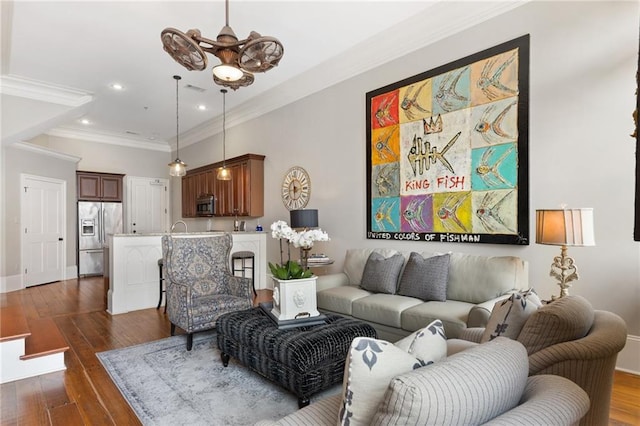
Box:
[1,1,526,151]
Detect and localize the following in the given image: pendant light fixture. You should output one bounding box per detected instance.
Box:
[161,0,283,91]
[168,75,187,177]
[217,89,232,181]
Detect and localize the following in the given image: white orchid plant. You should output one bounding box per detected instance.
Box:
[269,220,330,280]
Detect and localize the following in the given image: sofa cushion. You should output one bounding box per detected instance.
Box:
[517,295,594,355]
[397,252,450,302]
[337,331,447,426]
[344,248,400,286]
[316,286,371,316]
[360,252,405,294]
[481,288,542,343]
[371,337,528,425]
[394,319,447,365]
[352,294,423,328]
[400,300,473,338]
[447,253,526,304]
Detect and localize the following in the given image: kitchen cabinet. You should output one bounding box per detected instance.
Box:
[77,171,124,202]
[181,154,265,218]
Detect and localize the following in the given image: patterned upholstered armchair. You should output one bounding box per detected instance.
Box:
[161,233,253,350]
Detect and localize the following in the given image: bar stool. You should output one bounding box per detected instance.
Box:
[231,251,256,296]
[157,258,167,313]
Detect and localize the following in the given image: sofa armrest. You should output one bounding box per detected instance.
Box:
[459,327,485,343]
[254,393,341,426]
[483,375,589,425]
[316,272,350,292]
[467,293,515,328]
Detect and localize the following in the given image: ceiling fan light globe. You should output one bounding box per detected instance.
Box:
[212,64,244,82]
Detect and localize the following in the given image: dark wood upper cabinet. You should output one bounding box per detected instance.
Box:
[180,154,265,218]
[77,171,124,202]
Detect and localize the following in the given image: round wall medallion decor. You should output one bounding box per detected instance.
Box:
[281,166,311,210]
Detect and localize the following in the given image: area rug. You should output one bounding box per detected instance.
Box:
[97,332,340,425]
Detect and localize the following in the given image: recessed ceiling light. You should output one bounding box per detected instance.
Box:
[110,83,124,90]
[197,104,207,111]
[81,118,91,125]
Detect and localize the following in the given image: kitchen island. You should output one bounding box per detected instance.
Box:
[106,231,267,315]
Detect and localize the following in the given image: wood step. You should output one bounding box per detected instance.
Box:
[0,305,31,342]
[21,317,69,360]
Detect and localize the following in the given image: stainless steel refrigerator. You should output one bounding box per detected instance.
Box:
[78,201,123,276]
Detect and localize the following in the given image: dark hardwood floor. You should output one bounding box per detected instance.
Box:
[0,277,638,425]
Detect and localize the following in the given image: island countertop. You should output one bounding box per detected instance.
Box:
[112,231,267,237]
[106,232,267,315]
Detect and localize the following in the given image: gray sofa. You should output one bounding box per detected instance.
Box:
[256,338,590,426]
[316,248,528,341]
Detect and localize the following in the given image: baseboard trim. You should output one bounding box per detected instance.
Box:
[1,266,78,293]
[617,334,640,375]
[65,266,78,280]
[0,274,23,293]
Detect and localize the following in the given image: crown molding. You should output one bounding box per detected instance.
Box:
[12,141,81,163]
[180,1,529,148]
[0,74,93,107]
[47,126,171,152]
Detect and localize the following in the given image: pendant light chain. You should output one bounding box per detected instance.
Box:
[175,75,180,158]
[222,88,227,167]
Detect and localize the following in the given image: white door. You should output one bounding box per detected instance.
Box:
[126,177,169,234]
[22,174,66,287]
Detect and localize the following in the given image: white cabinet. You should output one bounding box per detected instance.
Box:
[124,176,169,234]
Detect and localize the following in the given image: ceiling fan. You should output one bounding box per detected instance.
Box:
[161,0,284,90]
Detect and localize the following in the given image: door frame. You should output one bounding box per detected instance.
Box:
[20,173,67,288]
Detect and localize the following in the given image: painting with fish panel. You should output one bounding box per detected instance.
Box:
[366,35,529,245]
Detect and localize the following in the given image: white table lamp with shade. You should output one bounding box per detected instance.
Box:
[535,208,595,299]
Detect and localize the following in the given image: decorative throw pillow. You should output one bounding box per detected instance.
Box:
[517,295,594,355]
[481,288,543,343]
[359,252,405,294]
[394,319,447,365]
[397,252,450,301]
[337,337,431,426]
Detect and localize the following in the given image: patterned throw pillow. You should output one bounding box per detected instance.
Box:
[481,288,543,343]
[337,320,447,426]
[394,319,447,365]
[397,252,450,301]
[359,252,405,294]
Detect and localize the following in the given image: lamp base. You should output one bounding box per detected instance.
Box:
[550,245,579,298]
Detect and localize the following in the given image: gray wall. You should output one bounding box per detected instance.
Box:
[173,1,640,336]
[1,145,78,276]
[32,135,170,177]
[1,135,171,277]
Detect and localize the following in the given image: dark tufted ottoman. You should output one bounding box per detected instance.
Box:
[216,307,376,407]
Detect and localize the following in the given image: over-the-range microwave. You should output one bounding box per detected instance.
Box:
[196,195,215,217]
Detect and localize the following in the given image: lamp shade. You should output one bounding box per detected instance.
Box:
[290,209,318,229]
[536,208,595,246]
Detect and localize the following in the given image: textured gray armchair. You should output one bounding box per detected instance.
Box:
[450,295,628,426]
[162,233,253,350]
